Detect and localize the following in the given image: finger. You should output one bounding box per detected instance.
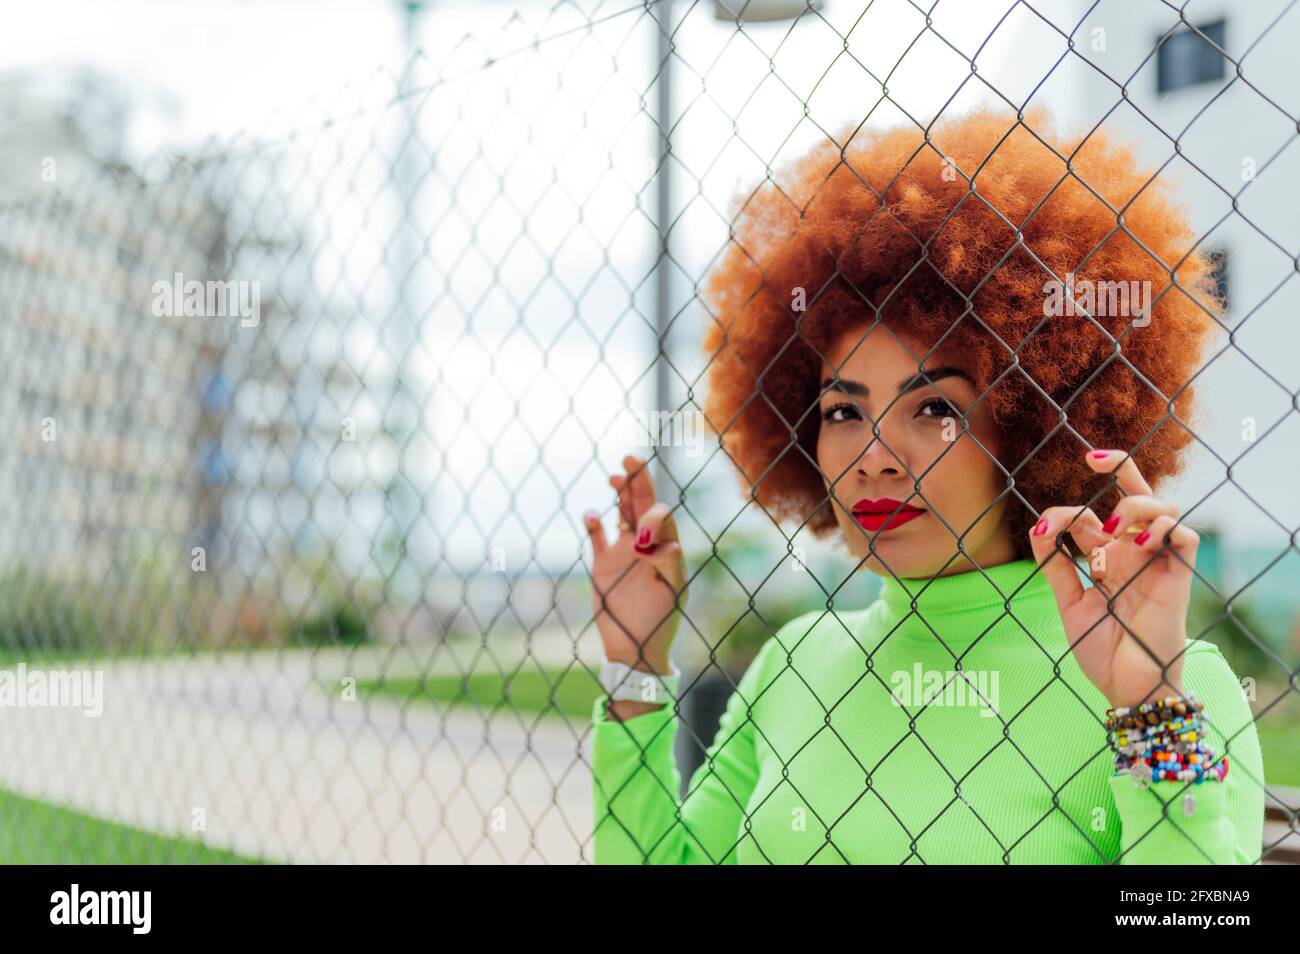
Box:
[1131,513,1176,552]
[1097,494,1178,540]
[1042,504,1110,553]
[623,454,659,522]
[608,473,637,535]
[1131,514,1200,564]
[1086,448,1153,497]
[632,540,686,586]
[1166,522,1200,569]
[1027,507,1090,612]
[582,509,607,557]
[634,500,679,549]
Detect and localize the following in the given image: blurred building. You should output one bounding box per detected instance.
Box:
[0,72,228,600]
[0,69,367,647]
[1071,2,1300,624]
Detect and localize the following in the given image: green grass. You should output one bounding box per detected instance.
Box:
[356,667,601,720]
[0,789,261,864]
[1257,719,1300,788]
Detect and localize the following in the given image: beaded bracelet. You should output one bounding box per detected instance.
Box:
[1112,735,1213,758]
[1108,715,1207,740]
[1106,693,1205,732]
[1105,691,1228,815]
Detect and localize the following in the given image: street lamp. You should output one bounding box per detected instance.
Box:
[711,0,823,22]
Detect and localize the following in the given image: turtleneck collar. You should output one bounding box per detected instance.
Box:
[878,557,1055,624]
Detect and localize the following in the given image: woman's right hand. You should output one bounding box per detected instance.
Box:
[582,454,687,676]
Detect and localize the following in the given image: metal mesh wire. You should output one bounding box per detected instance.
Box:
[0,0,1296,864]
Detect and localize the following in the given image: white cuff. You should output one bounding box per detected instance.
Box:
[599,656,681,703]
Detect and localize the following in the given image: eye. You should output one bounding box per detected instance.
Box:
[918,397,958,419]
[821,402,861,424]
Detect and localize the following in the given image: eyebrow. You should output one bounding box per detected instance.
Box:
[820,366,973,399]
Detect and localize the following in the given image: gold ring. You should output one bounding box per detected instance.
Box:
[1124,522,1149,535]
[617,519,632,531]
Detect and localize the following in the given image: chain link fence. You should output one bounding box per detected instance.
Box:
[0,0,1297,864]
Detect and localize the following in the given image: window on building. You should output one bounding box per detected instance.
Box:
[1157,20,1226,93]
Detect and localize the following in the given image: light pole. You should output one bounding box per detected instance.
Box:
[652,1,821,493]
[652,1,675,497]
[664,0,821,796]
[383,0,429,602]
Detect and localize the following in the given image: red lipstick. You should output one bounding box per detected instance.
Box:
[851,497,926,533]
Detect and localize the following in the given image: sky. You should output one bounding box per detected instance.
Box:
[16,0,1294,595]
[1,0,1097,571]
[0,0,1086,156]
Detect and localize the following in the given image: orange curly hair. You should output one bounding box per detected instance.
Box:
[700,107,1223,561]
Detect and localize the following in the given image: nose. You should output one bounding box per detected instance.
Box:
[855,416,908,481]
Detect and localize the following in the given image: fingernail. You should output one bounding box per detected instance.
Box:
[1134,529,1150,545]
[634,542,658,554]
[1032,518,1048,536]
[1090,450,1110,459]
[636,527,650,546]
[1102,514,1120,534]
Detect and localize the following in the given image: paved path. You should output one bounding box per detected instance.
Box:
[0,647,602,863]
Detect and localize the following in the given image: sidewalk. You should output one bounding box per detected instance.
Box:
[0,648,598,863]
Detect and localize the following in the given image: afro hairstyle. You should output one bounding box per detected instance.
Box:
[699,106,1224,562]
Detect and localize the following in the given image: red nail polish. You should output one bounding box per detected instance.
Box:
[1032,518,1048,536]
[1090,450,1109,459]
[636,528,650,546]
[1102,514,1120,534]
[634,542,658,554]
[1134,530,1150,545]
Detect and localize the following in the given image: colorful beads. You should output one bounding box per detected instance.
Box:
[1105,691,1228,787]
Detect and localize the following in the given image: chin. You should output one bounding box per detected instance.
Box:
[851,547,932,580]
[845,533,960,578]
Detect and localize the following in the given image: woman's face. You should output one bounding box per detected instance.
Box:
[816,323,1018,579]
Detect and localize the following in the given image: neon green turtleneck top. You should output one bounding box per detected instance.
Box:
[590,558,1264,863]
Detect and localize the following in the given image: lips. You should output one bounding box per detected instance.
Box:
[851,497,926,533]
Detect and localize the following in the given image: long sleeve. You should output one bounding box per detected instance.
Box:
[590,638,777,864]
[1106,640,1264,864]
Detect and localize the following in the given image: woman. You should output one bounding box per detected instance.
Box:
[581,108,1263,864]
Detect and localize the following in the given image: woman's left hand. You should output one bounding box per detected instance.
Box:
[1026,449,1200,710]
